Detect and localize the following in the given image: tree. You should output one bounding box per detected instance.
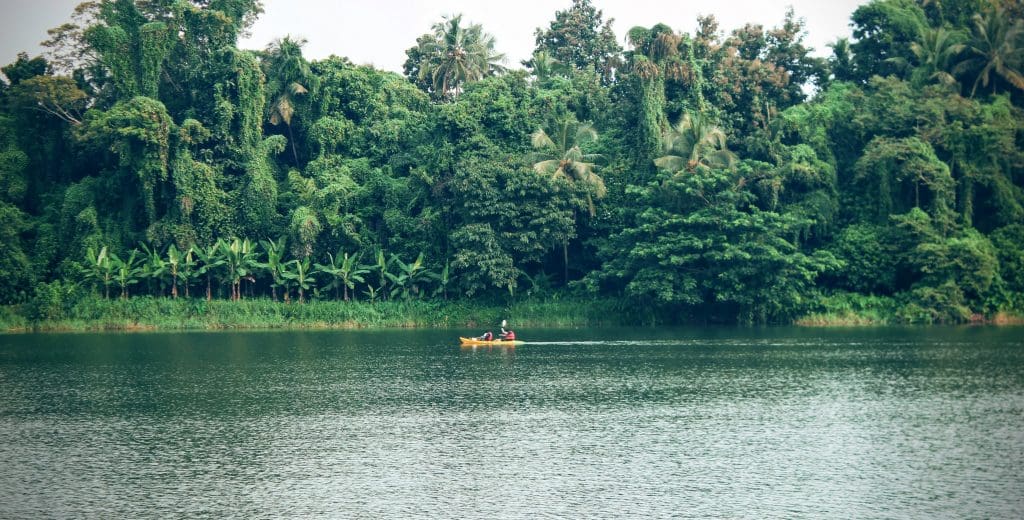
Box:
[955,4,1024,97]
[655,111,738,173]
[904,27,965,87]
[262,36,313,165]
[8,75,88,126]
[532,0,622,84]
[589,164,837,323]
[530,117,605,283]
[849,0,928,82]
[405,14,507,100]
[529,118,605,216]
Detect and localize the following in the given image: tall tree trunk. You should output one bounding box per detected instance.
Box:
[288,123,299,166]
[563,240,569,285]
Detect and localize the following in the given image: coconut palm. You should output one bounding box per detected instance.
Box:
[887,26,965,87]
[655,111,737,173]
[530,118,605,216]
[530,117,605,283]
[909,27,966,87]
[955,6,1024,97]
[263,36,314,164]
[415,14,507,99]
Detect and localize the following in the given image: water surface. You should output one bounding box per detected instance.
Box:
[1,327,1022,518]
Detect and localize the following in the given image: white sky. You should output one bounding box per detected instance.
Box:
[2,0,866,75]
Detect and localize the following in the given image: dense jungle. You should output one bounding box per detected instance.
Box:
[1,0,1022,329]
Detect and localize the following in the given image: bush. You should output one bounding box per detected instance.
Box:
[24,281,80,322]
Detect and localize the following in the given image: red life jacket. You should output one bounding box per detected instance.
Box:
[505,330,515,340]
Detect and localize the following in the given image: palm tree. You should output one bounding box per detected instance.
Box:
[828,37,856,82]
[530,117,605,283]
[955,6,1024,97]
[415,14,507,99]
[655,111,737,173]
[372,249,394,301]
[888,26,965,87]
[908,27,965,87]
[263,36,314,164]
[178,246,198,298]
[530,118,605,216]
[525,50,562,82]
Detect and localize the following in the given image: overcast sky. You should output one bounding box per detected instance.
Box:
[2,0,866,75]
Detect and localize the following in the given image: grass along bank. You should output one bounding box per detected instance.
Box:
[1,295,631,333]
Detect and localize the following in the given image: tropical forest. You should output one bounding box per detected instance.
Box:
[1,0,1023,330]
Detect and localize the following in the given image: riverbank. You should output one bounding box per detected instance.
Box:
[0,296,633,333]
[3,292,1022,333]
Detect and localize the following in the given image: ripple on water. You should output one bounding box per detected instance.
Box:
[0,327,1022,518]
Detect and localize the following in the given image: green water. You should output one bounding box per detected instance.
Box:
[1,327,1022,517]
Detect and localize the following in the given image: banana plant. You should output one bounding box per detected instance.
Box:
[166,244,182,298]
[219,237,256,301]
[110,250,143,300]
[82,246,113,299]
[387,252,435,300]
[256,237,288,301]
[433,259,451,300]
[140,243,167,296]
[316,250,368,301]
[193,242,224,301]
[177,246,197,298]
[373,248,394,301]
[281,257,314,303]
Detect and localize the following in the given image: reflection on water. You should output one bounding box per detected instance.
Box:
[1,327,1023,517]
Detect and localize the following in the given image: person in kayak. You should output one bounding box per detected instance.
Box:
[476,331,494,341]
[499,320,515,341]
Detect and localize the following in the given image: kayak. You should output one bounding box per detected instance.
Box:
[459,337,524,346]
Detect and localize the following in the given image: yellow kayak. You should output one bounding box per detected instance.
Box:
[459,337,524,346]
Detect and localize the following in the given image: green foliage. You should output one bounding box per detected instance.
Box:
[404,14,507,100]
[825,224,898,294]
[3,0,1024,326]
[849,0,928,81]
[532,0,622,84]
[593,164,838,323]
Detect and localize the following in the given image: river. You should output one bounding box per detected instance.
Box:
[1,326,1022,518]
